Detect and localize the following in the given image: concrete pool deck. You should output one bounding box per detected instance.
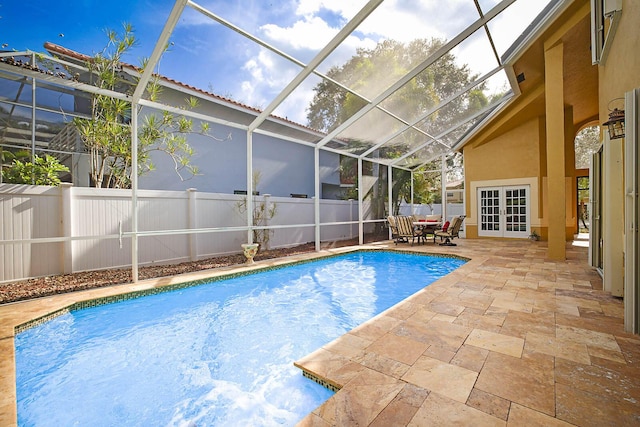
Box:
[1,239,639,426]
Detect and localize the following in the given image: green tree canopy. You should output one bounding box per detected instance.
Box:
[574,125,601,169]
[307,38,484,211]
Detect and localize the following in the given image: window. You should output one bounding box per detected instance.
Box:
[591,0,622,65]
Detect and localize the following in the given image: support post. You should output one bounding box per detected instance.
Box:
[131,105,139,282]
[358,157,363,245]
[246,130,254,244]
[388,166,393,239]
[31,71,36,176]
[60,183,73,274]
[441,154,447,220]
[544,41,567,260]
[410,171,414,215]
[187,188,197,261]
[263,193,271,251]
[314,147,321,251]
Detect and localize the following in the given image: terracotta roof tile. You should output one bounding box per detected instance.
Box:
[43,42,323,135]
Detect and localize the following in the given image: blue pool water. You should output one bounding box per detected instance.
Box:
[15,251,465,426]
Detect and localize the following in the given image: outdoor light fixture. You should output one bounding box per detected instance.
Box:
[603,107,625,140]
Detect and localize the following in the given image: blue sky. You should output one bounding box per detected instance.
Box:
[1,0,552,124]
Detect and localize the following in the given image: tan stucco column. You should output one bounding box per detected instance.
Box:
[544,41,566,260]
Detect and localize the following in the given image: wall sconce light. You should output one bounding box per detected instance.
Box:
[603,107,625,140]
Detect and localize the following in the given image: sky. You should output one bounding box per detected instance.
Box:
[0,0,554,124]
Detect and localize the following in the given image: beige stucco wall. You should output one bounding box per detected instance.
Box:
[464,118,543,238]
[465,118,543,181]
[463,107,584,241]
[598,0,640,296]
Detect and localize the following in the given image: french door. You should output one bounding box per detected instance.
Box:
[478,186,530,238]
[589,148,603,271]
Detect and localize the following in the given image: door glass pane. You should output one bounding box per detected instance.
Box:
[479,188,501,233]
[504,187,529,236]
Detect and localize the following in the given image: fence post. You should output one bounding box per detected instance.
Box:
[263,194,271,251]
[349,199,355,239]
[60,183,73,274]
[187,188,197,261]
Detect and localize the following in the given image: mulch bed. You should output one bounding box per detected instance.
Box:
[0,243,321,305]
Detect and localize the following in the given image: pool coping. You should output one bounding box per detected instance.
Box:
[0,242,467,426]
[14,248,468,334]
[293,252,475,394]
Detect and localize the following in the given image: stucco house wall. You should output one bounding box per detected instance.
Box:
[459,0,640,305]
[464,117,544,238]
[138,120,324,198]
[463,114,583,241]
[69,71,344,199]
[460,0,598,245]
[596,0,640,296]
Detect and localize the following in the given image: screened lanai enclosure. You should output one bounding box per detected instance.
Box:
[0,0,563,282]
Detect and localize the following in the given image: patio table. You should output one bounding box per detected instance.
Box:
[413,221,441,244]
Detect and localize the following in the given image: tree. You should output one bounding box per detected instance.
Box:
[2,154,69,186]
[307,38,486,211]
[574,126,601,169]
[72,24,215,188]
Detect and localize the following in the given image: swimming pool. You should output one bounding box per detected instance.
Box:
[15,250,465,426]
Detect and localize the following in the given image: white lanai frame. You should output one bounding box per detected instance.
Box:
[0,0,566,281]
[106,0,516,281]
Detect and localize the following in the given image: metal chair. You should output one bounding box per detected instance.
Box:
[435,215,465,246]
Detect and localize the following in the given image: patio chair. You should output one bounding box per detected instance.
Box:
[387,216,405,244]
[395,215,423,245]
[435,215,465,246]
[387,215,413,245]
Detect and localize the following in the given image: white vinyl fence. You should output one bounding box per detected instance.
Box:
[398,202,466,219]
[0,184,374,283]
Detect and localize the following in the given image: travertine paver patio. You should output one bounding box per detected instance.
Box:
[1,238,639,426]
[294,239,640,426]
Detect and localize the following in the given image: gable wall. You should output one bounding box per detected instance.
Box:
[463,117,543,238]
[136,85,342,198]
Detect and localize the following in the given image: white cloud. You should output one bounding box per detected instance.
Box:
[171,0,553,126]
[240,0,475,123]
[272,78,319,123]
[295,0,363,19]
[487,0,554,55]
[240,50,300,110]
[243,58,263,82]
[261,16,338,51]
